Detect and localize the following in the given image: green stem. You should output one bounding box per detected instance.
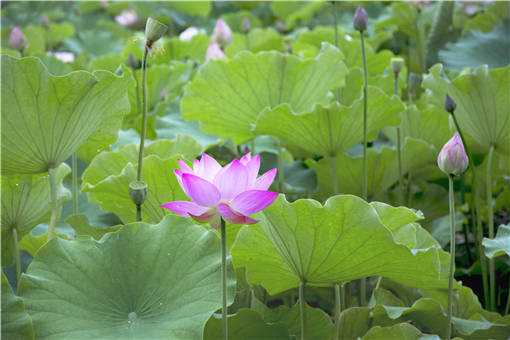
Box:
[447,175,456,339]
[330,156,338,194]
[277,147,285,193]
[71,153,78,214]
[332,1,341,101]
[48,167,59,240]
[299,281,306,340]
[486,145,496,311]
[394,74,404,204]
[450,112,489,307]
[334,283,341,340]
[12,227,21,291]
[137,46,149,182]
[220,218,228,340]
[359,30,369,307]
[341,283,346,310]
[475,181,490,307]
[505,276,510,315]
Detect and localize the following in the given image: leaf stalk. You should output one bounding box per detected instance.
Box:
[220,218,228,340]
[447,174,456,339]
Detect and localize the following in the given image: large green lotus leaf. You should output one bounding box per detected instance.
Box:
[225,28,285,57]
[204,309,289,340]
[232,195,448,295]
[292,26,395,73]
[422,64,510,155]
[65,214,122,240]
[1,163,70,266]
[1,273,34,340]
[181,43,347,144]
[255,86,403,157]
[337,307,370,340]
[483,224,510,258]
[307,138,435,201]
[362,323,423,340]
[155,35,210,64]
[270,1,324,30]
[83,155,183,224]
[82,136,202,189]
[439,23,510,70]
[19,216,236,340]
[1,55,130,174]
[252,300,334,340]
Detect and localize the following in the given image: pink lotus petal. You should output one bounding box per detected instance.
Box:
[245,154,260,185]
[174,169,187,194]
[200,153,222,181]
[218,203,257,225]
[178,160,193,174]
[181,173,221,207]
[252,168,278,190]
[239,152,251,165]
[231,190,278,215]
[214,160,248,199]
[161,201,209,217]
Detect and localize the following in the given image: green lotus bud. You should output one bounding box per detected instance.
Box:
[353,6,368,32]
[144,17,167,48]
[444,94,456,114]
[129,180,148,206]
[391,57,405,75]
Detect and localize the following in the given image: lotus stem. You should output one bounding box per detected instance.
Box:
[393,73,404,204]
[505,276,510,315]
[299,281,306,340]
[486,145,496,311]
[48,167,59,240]
[277,146,285,193]
[450,112,489,307]
[12,227,21,291]
[330,155,338,194]
[447,174,456,339]
[332,1,341,101]
[334,283,341,340]
[359,29,368,307]
[71,153,78,214]
[220,218,228,340]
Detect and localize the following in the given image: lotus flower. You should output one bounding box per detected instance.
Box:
[205,41,225,61]
[162,153,278,228]
[179,27,202,42]
[437,133,469,176]
[212,18,232,46]
[51,51,75,63]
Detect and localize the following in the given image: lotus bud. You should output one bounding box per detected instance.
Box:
[242,17,251,33]
[391,57,405,76]
[437,133,468,176]
[179,27,200,42]
[206,41,225,61]
[145,17,167,48]
[444,94,457,114]
[9,26,26,51]
[212,19,232,46]
[353,6,368,32]
[127,53,141,70]
[115,9,138,27]
[129,180,148,206]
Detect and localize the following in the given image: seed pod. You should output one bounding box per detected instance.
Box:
[391,57,405,75]
[145,17,167,48]
[129,180,148,206]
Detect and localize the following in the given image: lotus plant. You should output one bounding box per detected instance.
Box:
[212,18,232,47]
[162,152,278,340]
[437,132,468,339]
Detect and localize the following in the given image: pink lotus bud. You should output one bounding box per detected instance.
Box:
[51,51,75,63]
[242,17,251,33]
[206,42,225,62]
[115,9,138,27]
[9,26,26,50]
[212,19,232,46]
[437,133,469,176]
[353,7,368,32]
[179,27,201,42]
